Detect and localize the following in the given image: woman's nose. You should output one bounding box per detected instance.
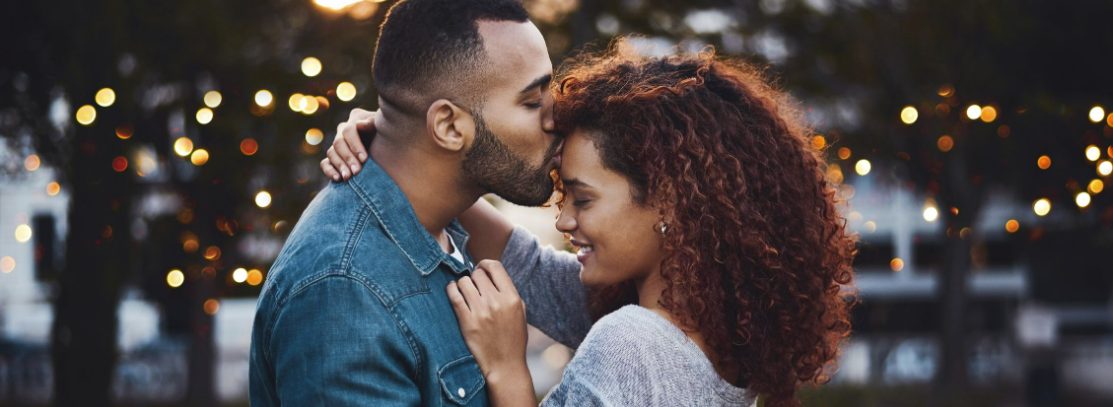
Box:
[555,208,576,233]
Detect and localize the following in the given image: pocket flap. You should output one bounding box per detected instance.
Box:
[438,355,486,405]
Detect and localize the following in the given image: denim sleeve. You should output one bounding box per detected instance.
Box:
[268,274,419,406]
[500,226,592,349]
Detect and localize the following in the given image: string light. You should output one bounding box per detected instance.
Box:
[900,106,918,124]
[240,138,259,156]
[1086,145,1101,161]
[203,299,221,315]
[196,107,214,125]
[254,90,274,107]
[75,105,96,125]
[1098,160,1113,176]
[232,268,248,283]
[979,105,997,123]
[837,147,851,160]
[937,135,954,152]
[1005,219,1020,233]
[301,57,323,77]
[115,126,133,140]
[965,104,982,120]
[255,190,272,208]
[854,159,871,176]
[922,205,939,222]
[112,156,129,172]
[336,82,357,102]
[1089,106,1105,123]
[14,224,32,243]
[173,137,194,157]
[246,269,264,286]
[1075,192,1091,208]
[1033,198,1051,216]
[166,269,185,288]
[190,149,210,166]
[0,256,14,273]
[204,90,223,108]
[24,154,41,171]
[305,128,324,145]
[95,88,116,107]
[1037,155,1051,170]
[46,182,61,196]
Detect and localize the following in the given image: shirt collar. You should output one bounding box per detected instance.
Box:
[347,157,473,276]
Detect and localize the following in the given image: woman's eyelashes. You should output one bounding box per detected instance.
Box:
[524,101,542,109]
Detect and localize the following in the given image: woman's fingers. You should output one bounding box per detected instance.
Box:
[471,267,498,295]
[326,145,350,180]
[476,260,518,296]
[447,281,470,313]
[456,276,483,310]
[332,134,359,175]
[320,158,341,182]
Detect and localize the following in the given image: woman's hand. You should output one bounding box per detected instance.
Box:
[320,108,377,181]
[447,260,535,406]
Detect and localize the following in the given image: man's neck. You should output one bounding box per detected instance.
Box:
[368,134,482,245]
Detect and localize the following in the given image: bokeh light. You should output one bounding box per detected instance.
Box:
[246,269,264,286]
[0,256,14,273]
[305,128,325,146]
[1089,106,1105,123]
[166,269,185,288]
[855,159,872,176]
[1098,160,1112,176]
[196,107,214,125]
[254,90,274,107]
[232,268,248,283]
[1005,219,1020,233]
[1085,145,1101,161]
[923,205,939,222]
[890,257,905,272]
[190,149,210,166]
[240,138,259,156]
[336,82,357,102]
[1075,192,1091,208]
[24,154,41,171]
[965,104,982,120]
[255,191,272,208]
[937,135,954,152]
[203,299,221,315]
[900,106,918,124]
[1033,198,1051,216]
[301,57,322,77]
[204,90,223,108]
[14,224,32,243]
[112,156,129,172]
[1089,179,1105,194]
[95,88,116,107]
[979,105,997,123]
[173,137,194,157]
[1037,155,1052,170]
[75,105,97,125]
[46,181,61,196]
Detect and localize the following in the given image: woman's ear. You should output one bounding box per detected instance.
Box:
[426,99,475,153]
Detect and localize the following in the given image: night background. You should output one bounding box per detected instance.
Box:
[1,0,1112,406]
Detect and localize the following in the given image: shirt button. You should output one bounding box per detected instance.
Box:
[457,388,466,397]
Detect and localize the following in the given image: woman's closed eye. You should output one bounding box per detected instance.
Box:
[523,101,542,109]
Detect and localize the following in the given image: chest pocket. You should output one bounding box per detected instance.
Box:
[438,354,487,405]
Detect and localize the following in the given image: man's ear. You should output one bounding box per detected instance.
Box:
[426,99,475,153]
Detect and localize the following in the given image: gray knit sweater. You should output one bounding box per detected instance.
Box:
[501,226,757,407]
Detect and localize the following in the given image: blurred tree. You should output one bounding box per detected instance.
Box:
[1,0,383,404]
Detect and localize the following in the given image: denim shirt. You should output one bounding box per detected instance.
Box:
[249,157,487,406]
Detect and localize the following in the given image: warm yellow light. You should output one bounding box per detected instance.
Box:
[166,269,185,288]
[1033,198,1051,217]
[937,85,954,97]
[336,82,357,102]
[46,182,61,196]
[937,135,954,152]
[173,137,194,157]
[965,104,982,120]
[203,299,221,315]
[1086,145,1101,161]
[204,90,223,108]
[203,246,222,261]
[890,258,905,272]
[301,57,323,77]
[75,104,97,125]
[922,206,939,222]
[246,269,264,286]
[979,105,997,123]
[1037,155,1052,170]
[24,154,41,171]
[196,107,214,125]
[232,268,248,283]
[837,147,851,160]
[255,191,272,208]
[254,90,274,107]
[115,126,133,140]
[1098,160,1113,176]
[190,149,210,166]
[854,159,871,176]
[1090,179,1105,194]
[313,0,364,11]
[1075,192,1092,208]
[95,88,116,107]
[305,128,325,146]
[900,106,918,125]
[288,93,305,112]
[301,96,320,115]
[0,256,14,273]
[1004,219,1020,234]
[863,221,877,233]
[14,224,32,243]
[1089,106,1106,123]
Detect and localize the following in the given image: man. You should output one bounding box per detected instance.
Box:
[249,0,563,404]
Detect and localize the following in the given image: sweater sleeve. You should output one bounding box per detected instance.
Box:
[499,226,593,348]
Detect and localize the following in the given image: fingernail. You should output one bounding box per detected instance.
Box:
[358,153,367,161]
[350,163,360,173]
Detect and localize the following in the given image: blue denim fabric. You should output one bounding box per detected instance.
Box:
[249,157,486,406]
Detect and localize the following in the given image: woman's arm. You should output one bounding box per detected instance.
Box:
[458,198,514,262]
[448,260,537,407]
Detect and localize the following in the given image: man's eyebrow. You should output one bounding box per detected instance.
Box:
[519,74,552,95]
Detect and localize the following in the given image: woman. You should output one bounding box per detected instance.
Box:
[325,43,856,406]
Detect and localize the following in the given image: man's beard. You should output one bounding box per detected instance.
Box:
[462,113,558,207]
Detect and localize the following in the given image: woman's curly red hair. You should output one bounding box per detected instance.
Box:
[553,41,857,406]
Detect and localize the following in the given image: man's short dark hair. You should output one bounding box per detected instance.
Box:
[373,0,529,114]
